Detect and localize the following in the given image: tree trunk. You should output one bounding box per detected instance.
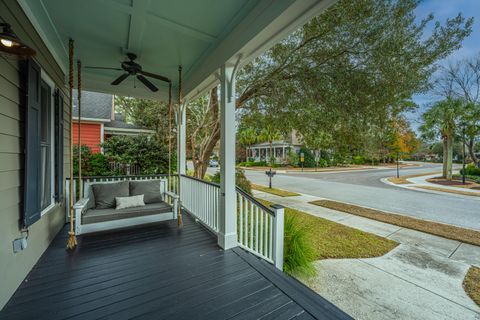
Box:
[467,138,479,167]
[442,137,448,178]
[446,135,453,181]
[191,88,220,179]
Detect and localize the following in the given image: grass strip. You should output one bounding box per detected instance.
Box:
[258,199,397,260]
[414,185,480,197]
[310,199,480,246]
[463,267,480,307]
[387,172,440,184]
[252,184,300,197]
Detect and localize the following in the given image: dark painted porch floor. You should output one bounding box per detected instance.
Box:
[0,213,351,320]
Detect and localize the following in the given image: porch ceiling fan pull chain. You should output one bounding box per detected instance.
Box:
[66,38,77,250]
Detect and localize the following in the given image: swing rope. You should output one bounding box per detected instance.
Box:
[177,65,183,228]
[66,39,77,250]
[77,60,82,199]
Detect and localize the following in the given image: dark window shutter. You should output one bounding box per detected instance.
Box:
[54,90,64,201]
[23,59,42,228]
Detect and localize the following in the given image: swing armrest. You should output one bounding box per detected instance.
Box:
[73,198,89,235]
[73,198,89,210]
[164,191,179,200]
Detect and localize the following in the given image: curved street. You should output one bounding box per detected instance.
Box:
[244,163,480,231]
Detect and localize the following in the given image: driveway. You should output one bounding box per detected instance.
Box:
[244,163,480,230]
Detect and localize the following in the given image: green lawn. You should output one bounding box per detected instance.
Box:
[252,184,300,197]
[259,199,398,260]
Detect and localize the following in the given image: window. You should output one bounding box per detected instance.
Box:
[40,80,53,212]
[24,59,64,227]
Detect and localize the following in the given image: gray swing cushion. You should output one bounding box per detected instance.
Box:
[92,181,129,209]
[82,202,172,224]
[86,187,96,210]
[130,180,163,204]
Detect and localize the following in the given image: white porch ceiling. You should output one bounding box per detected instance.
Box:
[19,0,336,101]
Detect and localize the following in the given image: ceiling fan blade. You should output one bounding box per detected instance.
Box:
[111,73,130,85]
[137,74,158,92]
[139,70,170,83]
[84,66,123,71]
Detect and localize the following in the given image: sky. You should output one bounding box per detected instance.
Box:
[407,0,480,130]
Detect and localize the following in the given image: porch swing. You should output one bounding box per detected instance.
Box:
[67,39,183,248]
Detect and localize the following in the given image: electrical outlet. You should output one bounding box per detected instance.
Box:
[13,237,27,253]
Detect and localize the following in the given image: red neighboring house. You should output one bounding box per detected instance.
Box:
[72,90,154,153]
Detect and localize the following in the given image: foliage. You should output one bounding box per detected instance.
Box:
[211,168,252,195]
[283,214,317,277]
[298,148,316,168]
[460,163,480,176]
[114,96,170,142]
[437,54,480,166]
[238,161,268,167]
[102,135,175,174]
[186,0,472,176]
[236,0,472,160]
[420,98,465,179]
[187,90,220,178]
[352,156,365,165]
[73,145,112,176]
[286,150,299,166]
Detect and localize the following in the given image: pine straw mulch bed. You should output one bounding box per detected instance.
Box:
[310,199,480,246]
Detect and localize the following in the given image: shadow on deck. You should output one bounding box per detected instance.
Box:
[0,213,351,320]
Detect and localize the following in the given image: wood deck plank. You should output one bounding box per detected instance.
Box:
[0,213,351,320]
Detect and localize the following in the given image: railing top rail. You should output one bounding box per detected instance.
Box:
[66,174,174,180]
[180,174,220,188]
[179,174,275,216]
[235,186,275,216]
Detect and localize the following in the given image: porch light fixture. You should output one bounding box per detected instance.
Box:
[0,23,36,58]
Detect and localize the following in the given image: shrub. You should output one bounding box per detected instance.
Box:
[211,168,252,194]
[73,145,113,176]
[460,163,480,176]
[88,153,111,176]
[352,155,365,165]
[298,148,316,167]
[318,158,328,167]
[283,214,316,277]
[286,150,299,166]
[102,135,175,174]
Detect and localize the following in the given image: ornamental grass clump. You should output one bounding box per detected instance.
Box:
[283,214,316,278]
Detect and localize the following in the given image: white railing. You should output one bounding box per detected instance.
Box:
[179,174,284,270]
[236,188,284,270]
[179,175,219,233]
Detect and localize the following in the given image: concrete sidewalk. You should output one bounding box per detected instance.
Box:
[254,190,480,320]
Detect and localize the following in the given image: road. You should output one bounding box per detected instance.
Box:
[244,163,480,231]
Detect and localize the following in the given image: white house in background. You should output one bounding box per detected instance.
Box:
[248,130,303,164]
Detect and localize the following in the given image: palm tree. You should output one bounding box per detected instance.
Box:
[420,98,464,180]
[259,125,282,167]
[238,127,257,161]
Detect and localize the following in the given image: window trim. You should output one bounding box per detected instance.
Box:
[40,70,56,217]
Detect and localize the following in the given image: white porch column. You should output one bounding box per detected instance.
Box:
[177,102,187,175]
[218,63,238,250]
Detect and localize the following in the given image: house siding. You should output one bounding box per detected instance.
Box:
[0,0,69,309]
[73,122,102,153]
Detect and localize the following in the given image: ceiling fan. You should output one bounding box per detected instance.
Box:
[84,53,170,92]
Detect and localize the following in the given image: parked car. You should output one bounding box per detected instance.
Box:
[209,159,219,167]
